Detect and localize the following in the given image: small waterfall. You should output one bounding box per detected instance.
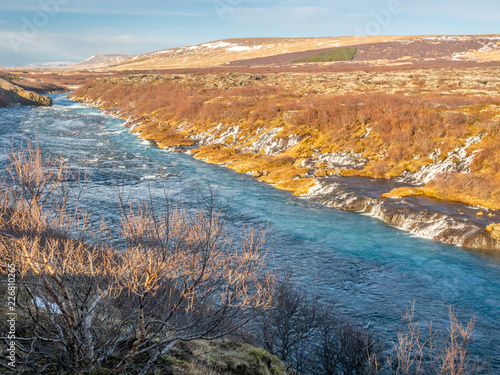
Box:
[400,135,483,184]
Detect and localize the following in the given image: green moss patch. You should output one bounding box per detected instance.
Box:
[292,47,357,63]
[167,340,288,375]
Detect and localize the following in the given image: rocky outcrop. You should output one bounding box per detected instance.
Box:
[304,178,500,251]
[0,78,53,107]
[398,136,483,185]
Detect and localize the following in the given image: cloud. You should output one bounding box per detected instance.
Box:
[229,5,338,25]
[400,0,500,22]
[57,8,204,17]
[223,5,344,36]
[0,30,182,66]
[0,3,205,17]
[0,20,7,24]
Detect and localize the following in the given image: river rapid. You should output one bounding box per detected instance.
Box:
[1,94,499,370]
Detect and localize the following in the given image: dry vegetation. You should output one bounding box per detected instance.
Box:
[71,68,500,208]
[0,141,488,374]
[0,70,102,93]
[105,36,418,71]
[0,140,274,373]
[388,303,484,375]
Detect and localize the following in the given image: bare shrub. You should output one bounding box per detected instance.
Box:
[389,303,484,375]
[255,277,382,375]
[0,141,274,374]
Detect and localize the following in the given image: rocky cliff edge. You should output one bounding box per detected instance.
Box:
[0,77,53,107]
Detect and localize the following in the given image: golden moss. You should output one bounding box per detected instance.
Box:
[423,173,500,209]
[71,73,500,206]
[133,122,194,147]
[383,182,500,211]
[382,186,425,198]
[315,169,327,178]
[158,340,287,375]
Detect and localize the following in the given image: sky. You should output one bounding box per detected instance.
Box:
[0,0,499,66]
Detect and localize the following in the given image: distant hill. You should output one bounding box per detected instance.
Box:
[99,36,422,70]
[16,35,500,72]
[227,35,500,68]
[22,61,73,68]
[65,54,134,69]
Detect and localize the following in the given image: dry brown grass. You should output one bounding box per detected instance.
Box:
[0,71,101,92]
[70,69,500,207]
[109,36,423,70]
[389,303,484,375]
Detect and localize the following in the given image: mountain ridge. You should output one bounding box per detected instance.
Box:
[8,34,500,72]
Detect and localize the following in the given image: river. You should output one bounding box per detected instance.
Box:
[1,93,499,370]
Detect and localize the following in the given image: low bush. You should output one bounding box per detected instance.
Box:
[0,140,274,374]
[254,277,382,375]
[70,73,500,207]
[0,141,488,374]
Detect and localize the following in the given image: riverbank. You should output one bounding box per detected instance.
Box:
[69,68,500,251]
[3,92,500,372]
[0,77,53,107]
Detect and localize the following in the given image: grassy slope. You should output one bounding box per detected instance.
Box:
[162,340,287,375]
[108,35,419,70]
[70,68,500,209]
[292,47,357,63]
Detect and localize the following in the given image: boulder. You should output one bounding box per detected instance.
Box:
[486,224,500,241]
[0,91,12,107]
[0,77,53,107]
[252,170,264,178]
[314,169,327,178]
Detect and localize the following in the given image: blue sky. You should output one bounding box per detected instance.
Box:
[0,0,499,66]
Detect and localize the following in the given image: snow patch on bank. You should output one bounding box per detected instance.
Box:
[315,151,367,169]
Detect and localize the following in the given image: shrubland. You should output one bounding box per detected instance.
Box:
[0,140,488,374]
[70,68,500,208]
[0,70,100,93]
[0,140,275,373]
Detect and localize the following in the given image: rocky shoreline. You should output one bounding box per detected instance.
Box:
[72,96,500,252]
[0,77,53,107]
[304,177,500,250]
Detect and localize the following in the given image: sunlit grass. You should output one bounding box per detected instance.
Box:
[292,47,357,63]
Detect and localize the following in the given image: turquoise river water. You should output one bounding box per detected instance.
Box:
[1,94,499,369]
